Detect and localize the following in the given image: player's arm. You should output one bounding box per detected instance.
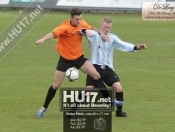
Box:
[92,27,109,41]
[81,20,108,40]
[36,32,54,45]
[114,35,146,52]
[81,28,108,41]
[80,28,92,36]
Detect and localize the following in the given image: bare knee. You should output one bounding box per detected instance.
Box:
[52,83,60,90]
[112,82,123,92]
[115,87,123,92]
[52,70,65,90]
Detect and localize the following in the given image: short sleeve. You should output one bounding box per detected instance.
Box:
[81,20,93,30]
[52,25,67,38]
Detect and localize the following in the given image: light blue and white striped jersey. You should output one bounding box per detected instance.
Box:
[84,30,136,71]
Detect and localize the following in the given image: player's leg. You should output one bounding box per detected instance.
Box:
[36,70,65,118]
[80,61,100,79]
[112,82,127,117]
[36,56,71,118]
[85,65,110,99]
[73,55,106,88]
[43,70,65,109]
[100,66,127,117]
[79,60,106,88]
[86,74,96,88]
[85,75,96,94]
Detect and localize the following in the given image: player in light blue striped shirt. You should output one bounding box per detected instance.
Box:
[81,16,146,117]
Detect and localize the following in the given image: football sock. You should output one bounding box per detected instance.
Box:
[98,87,110,98]
[94,78,106,88]
[116,92,123,112]
[43,85,56,109]
[94,78,110,98]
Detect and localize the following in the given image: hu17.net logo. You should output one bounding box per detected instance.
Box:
[142,2,175,20]
[60,88,114,111]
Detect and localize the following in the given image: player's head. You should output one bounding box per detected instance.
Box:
[70,8,82,27]
[100,16,112,35]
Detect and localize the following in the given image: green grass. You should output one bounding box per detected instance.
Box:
[0,10,175,132]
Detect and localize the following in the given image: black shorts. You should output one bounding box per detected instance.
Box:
[86,64,120,87]
[56,55,88,72]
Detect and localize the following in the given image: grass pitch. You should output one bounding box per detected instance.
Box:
[0,10,175,132]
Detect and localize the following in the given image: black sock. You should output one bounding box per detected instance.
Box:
[98,87,110,98]
[116,92,123,112]
[43,85,56,109]
[94,78,106,88]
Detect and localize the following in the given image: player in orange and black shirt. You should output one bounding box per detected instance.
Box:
[53,18,92,60]
[35,8,109,118]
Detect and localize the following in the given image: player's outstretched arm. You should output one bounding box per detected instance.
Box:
[137,44,147,50]
[92,27,109,41]
[36,32,54,45]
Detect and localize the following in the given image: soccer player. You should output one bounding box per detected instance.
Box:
[81,16,147,117]
[35,8,108,118]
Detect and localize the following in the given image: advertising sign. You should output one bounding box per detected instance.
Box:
[142,2,175,20]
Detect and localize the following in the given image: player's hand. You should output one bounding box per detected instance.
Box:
[137,44,147,50]
[36,38,45,45]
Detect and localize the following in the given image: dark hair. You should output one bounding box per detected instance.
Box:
[70,8,82,17]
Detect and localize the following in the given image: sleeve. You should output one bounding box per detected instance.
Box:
[52,25,66,38]
[81,20,93,30]
[81,30,97,38]
[113,35,136,52]
[80,28,87,35]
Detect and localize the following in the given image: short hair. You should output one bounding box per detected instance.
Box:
[70,8,82,17]
[101,16,112,23]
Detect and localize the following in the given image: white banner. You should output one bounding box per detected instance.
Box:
[57,0,108,7]
[56,0,166,8]
[12,0,46,2]
[0,0,10,4]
